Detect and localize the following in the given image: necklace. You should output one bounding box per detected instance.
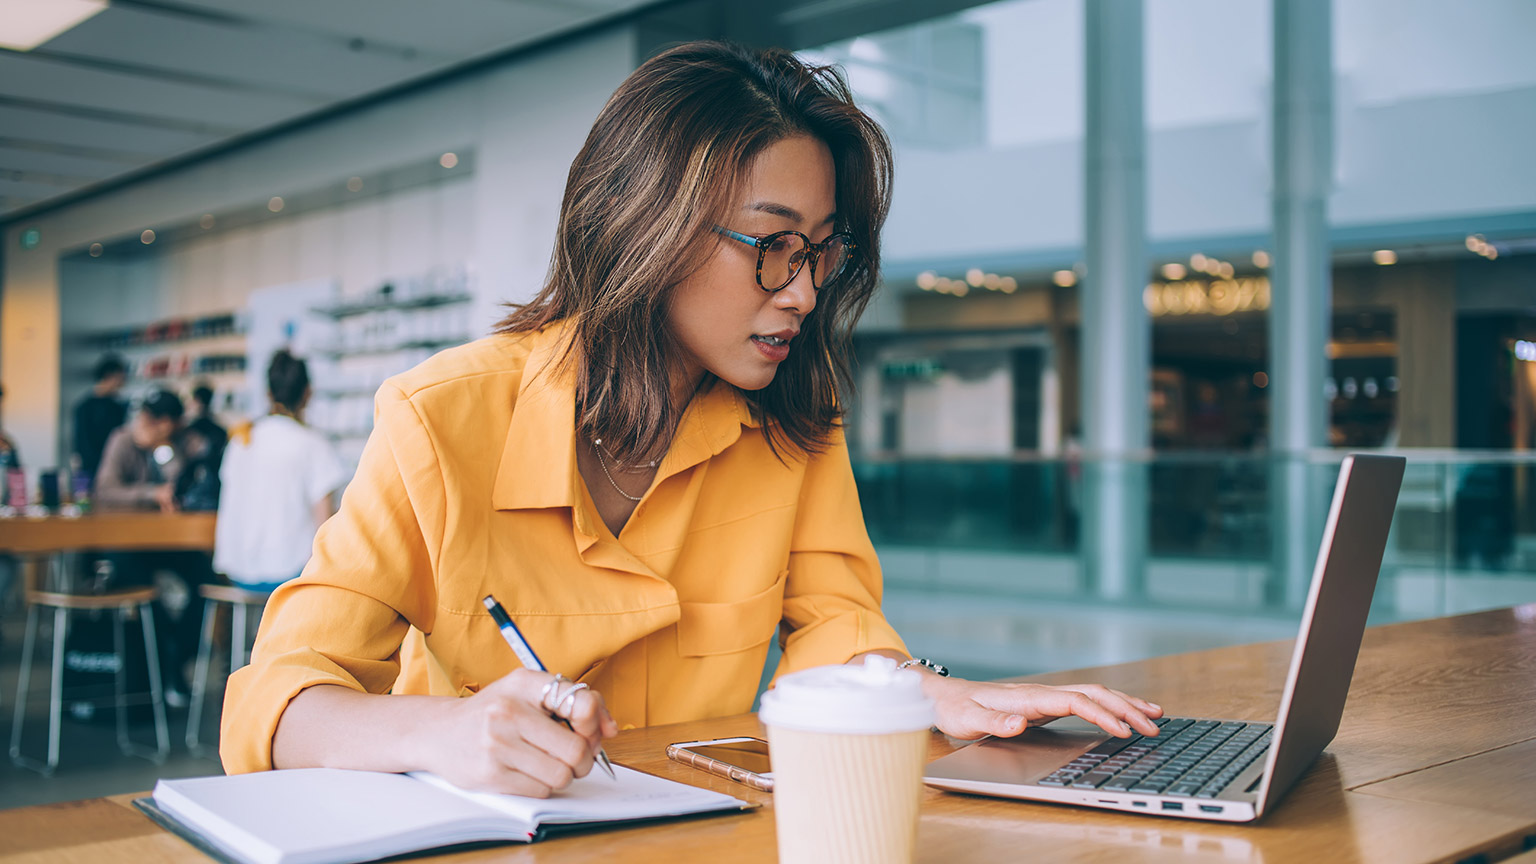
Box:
[590,438,657,503]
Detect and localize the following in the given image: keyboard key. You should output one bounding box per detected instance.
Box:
[1072,773,1117,789]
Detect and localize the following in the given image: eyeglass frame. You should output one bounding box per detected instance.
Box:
[712,225,859,293]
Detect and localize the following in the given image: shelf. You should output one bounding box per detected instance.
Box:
[314,337,469,358]
[311,293,473,319]
[85,313,244,350]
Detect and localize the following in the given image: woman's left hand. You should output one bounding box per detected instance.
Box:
[920,675,1164,741]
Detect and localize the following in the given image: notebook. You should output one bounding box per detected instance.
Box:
[923,453,1406,823]
[136,764,752,864]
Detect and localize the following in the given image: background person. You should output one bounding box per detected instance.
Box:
[96,389,216,705]
[223,42,1162,794]
[215,351,345,591]
[73,354,129,489]
[175,382,229,512]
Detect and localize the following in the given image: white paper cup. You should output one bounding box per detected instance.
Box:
[760,657,935,864]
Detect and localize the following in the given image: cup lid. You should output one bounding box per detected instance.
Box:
[759,656,936,735]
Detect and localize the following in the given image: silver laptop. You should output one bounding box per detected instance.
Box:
[923,453,1406,823]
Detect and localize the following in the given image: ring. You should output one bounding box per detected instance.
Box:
[540,674,569,713]
[554,682,590,719]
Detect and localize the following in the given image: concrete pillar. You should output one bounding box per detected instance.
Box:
[1270,0,1334,607]
[1081,0,1149,601]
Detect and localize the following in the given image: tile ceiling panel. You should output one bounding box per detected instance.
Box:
[170,0,643,58]
[0,147,127,180]
[0,104,218,158]
[0,53,322,131]
[43,5,449,100]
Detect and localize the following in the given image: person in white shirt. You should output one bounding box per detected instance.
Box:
[215,350,346,591]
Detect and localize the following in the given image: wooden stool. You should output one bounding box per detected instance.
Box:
[9,587,170,776]
[186,584,272,754]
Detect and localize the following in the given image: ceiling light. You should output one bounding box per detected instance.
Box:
[1161,263,1187,281]
[140,229,155,244]
[1052,270,1077,288]
[347,176,363,192]
[268,196,284,212]
[1252,250,1270,268]
[440,152,459,169]
[199,214,215,229]
[1189,253,1208,271]
[88,242,103,257]
[0,0,108,51]
[916,271,936,291]
[1372,249,1397,266]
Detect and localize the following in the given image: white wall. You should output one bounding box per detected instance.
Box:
[2,26,636,466]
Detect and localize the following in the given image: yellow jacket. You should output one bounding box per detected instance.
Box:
[221,321,907,773]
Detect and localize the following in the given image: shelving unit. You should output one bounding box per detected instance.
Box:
[78,312,250,416]
[303,265,476,455]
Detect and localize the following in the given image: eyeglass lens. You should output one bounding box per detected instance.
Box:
[762,233,851,291]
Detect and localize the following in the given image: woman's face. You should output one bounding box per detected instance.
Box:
[667,134,836,394]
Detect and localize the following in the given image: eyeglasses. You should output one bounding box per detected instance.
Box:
[713,225,858,293]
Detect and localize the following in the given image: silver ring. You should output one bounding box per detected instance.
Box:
[540,674,568,713]
[554,682,590,719]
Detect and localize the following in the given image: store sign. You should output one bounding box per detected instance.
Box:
[1144,277,1271,317]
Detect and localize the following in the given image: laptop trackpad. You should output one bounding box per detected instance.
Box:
[928,718,1108,785]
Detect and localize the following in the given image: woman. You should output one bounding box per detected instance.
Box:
[214,351,345,591]
[223,42,1161,796]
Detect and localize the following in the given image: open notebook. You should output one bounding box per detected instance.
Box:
[136,765,751,864]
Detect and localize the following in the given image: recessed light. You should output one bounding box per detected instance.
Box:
[268,196,284,212]
[88,242,103,257]
[140,229,155,244]
[0,0,108,52]
[1052,270,1077,288]
[440,152,459,169]
[347,176,363,192]
[1371,249,1397,266]
[199,214,215,229]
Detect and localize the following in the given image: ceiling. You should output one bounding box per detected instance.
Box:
[0,0,657,223]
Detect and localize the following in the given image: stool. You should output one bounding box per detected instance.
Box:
[10,587,170,776]
[187,584,272,754]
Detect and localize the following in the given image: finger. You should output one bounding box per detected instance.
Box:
[514,710,596,779]
[492,730,582,791]
[474,767,555,799]
[561,689,607,742]
[1106,688,1164,727]
[1068,685,1160,736]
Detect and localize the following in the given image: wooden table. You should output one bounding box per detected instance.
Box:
[2,605,1533,863]
[0,511,216,592]
[0,512,216,555]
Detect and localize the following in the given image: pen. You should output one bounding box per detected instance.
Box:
[482,594,616,780]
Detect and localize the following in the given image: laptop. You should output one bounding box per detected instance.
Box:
[922,453,1407,823]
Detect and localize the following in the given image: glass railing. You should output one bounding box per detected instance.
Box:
[853,451,1536,679]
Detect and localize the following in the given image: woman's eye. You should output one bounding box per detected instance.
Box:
[766,235,794,252]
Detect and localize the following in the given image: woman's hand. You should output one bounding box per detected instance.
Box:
[422,669,619,797]
[921,675,1163,742]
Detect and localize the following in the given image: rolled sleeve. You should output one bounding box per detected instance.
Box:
[219,383,442,774]
[775,430,907,679]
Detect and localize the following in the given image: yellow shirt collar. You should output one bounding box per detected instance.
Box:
[491,319,760,513]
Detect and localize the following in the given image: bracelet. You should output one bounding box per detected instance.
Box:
[898,658,949,677]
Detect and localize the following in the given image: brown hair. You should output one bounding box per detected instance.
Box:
[267,350,310,413]
[496,40,893,464]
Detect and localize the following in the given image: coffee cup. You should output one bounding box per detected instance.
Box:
[759,656,935,864]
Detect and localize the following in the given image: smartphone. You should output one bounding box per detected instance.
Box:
[666,737,774,792]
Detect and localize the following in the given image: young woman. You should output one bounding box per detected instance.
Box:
[223,41,1161,796]
[214,351,345,592]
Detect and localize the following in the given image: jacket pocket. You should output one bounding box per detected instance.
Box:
[676,569,788,657]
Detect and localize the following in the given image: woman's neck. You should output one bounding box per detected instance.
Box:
[270,404,303,423]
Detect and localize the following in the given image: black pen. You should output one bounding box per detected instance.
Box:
[482,594,616,780]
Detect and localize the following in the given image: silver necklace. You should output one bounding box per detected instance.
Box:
[590,438,656,503]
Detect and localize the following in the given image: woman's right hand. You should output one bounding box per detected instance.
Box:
[421,669,618,797]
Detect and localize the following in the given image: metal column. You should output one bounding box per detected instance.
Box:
[1270,0,1334,608]
[1081,0,1149,601]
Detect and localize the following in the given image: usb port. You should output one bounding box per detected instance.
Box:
[1199,805,1222,814]
[1162,801,1184,811]
[1132,801,1148,808]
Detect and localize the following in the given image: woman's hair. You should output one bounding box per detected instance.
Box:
[496,40,893,464]
[267,350,310,413]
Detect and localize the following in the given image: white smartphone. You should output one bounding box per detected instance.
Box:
[666,736,774,792]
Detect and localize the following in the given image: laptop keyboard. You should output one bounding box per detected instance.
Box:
[1038,717,1273,798]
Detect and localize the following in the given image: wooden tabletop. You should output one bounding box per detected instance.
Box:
[2,605,1533,864]
[0,511,216,554]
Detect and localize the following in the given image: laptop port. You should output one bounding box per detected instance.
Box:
[1162,801,1184,811]
[1199,805,1223,814]
[1132,801,1148,808]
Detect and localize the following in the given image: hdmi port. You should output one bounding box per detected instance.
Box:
[1199,805,1222,814]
